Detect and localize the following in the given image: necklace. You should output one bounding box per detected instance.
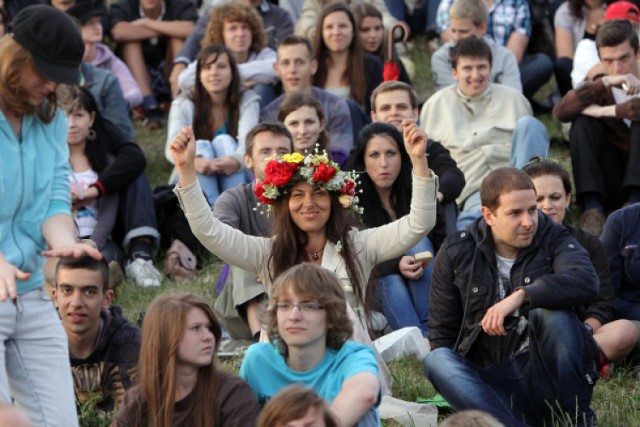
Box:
[304,246,325,261]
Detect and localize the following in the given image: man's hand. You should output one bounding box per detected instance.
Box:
[582,104,616,118]
[603,74,640,95]
[481,289,528,336]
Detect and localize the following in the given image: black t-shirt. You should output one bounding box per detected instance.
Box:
[109,0,197,66]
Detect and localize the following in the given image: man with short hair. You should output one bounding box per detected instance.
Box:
[420,36,548,229]
[435,0,552,106]
[431,0,521,92]
[370,80,465,243]
[212,122,294,340]
[554,19,640,237]
[53,256,140,415]
[261,35,353,165]
[425,167,600,427]
[109,0,197,128]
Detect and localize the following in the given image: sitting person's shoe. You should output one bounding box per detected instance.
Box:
[143,105,164,130]
[126,258,162,287]
[580,208,606,237]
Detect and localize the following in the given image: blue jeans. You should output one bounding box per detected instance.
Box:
[0,288,78,426]
[520,53,554,99]
[377,237,433,337]
[196,135,247,207]
[383,0,439,33]
[457,116,549,229]
[118,172,161,256]
[424,309,597,427]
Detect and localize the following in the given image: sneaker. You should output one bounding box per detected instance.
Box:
[143,106,164,130]
[126,258,162,287]
[580,208,606,238]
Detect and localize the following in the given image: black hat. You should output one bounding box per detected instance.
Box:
[12,5,84,85]
[67,2,105,26]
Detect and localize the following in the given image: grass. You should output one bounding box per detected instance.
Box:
[107,35,640,427]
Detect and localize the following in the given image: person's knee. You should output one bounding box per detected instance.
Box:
[529,308,575,331]
[612,320,639,355]
[514,116,546,136]
[424,347,458,379]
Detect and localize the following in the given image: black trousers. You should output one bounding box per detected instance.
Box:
[570,115,640,211]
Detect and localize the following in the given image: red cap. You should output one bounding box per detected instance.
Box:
[606,1,640,22]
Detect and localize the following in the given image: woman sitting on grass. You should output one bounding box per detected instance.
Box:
[166,44,259,207]
[112,292,259,426]
[523,160,639,375]
[168,119,436,330]
[241,264,380,426]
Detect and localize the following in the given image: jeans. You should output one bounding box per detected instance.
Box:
[383,0,439,33]
[253,83,277,109]
[377,237,433,337]
[457,116,549,229]
[520,53,554,100]
[0,288,78,426]
[118,172,161,256]
[424,309,597,427]
[196,135,247,207]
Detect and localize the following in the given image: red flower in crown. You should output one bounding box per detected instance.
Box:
[312,163,336,183]
[255,181,274,205]
[340,179,355,196]
[265,160,295,186]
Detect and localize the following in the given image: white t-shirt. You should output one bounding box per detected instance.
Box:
[69,169,99,238]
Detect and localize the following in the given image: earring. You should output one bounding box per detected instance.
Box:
[87,129,97,141]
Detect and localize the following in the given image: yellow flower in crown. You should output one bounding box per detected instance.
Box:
[281,152,305,164]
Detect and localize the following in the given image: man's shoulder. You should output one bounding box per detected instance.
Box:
[312,86,345,105]
[442,228,476,251]
[101,306,141,347]
[432,42,453,60]
[425,84,457,106]
[216,183,256,205]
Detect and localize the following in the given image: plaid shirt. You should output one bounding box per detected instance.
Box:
[436,0,531,46]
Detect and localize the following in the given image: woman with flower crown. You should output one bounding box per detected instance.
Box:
[170,119,435,394]
[170,117,435,318]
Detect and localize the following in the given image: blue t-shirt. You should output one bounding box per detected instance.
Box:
[239,341,380,422]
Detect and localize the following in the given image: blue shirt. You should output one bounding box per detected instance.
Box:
[239,341,380,422]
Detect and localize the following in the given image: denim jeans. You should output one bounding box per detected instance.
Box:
[0,288,78,426]
[196,135,247,207]
[377,237,433,337]
[118,172,161,256]
[424,309,597,427]
[457,116,549,229]
[520,53,554,100]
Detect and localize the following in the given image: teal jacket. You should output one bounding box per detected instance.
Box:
[0,109,71,294]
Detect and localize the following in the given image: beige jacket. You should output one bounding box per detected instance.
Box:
[419,84,531,204]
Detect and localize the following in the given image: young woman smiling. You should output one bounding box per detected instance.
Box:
[169,117,435,318]
[312,3,383,112]
[166,44,259,207]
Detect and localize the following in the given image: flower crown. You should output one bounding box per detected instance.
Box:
[254,147,362,214]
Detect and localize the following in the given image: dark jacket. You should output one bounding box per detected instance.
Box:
[567,225,615,325]
[429,212,598,356]
[601,203,640,304]
[70,305,140,414]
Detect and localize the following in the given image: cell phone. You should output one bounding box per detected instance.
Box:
[413,251,433,267]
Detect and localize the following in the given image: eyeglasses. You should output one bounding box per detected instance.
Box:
[274,302,325,312]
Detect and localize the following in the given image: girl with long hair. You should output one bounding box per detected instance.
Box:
[277,92,331,159]
[166,44,259,207]
[352,3,412,84]
[0,6,101,425]
[353,123,433,338]
[178,2,278,106]
[312,3,383,111]
[242,264,380,426]
[168,119,436,348]
[523,160,638,374]
[112,292,259,426]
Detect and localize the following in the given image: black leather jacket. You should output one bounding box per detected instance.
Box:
[429,212,599,356]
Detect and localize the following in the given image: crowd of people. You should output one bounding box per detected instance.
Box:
[2,0,640,425]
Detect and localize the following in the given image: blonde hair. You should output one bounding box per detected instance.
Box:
[0,37,56,122]
[449,0,488,27]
